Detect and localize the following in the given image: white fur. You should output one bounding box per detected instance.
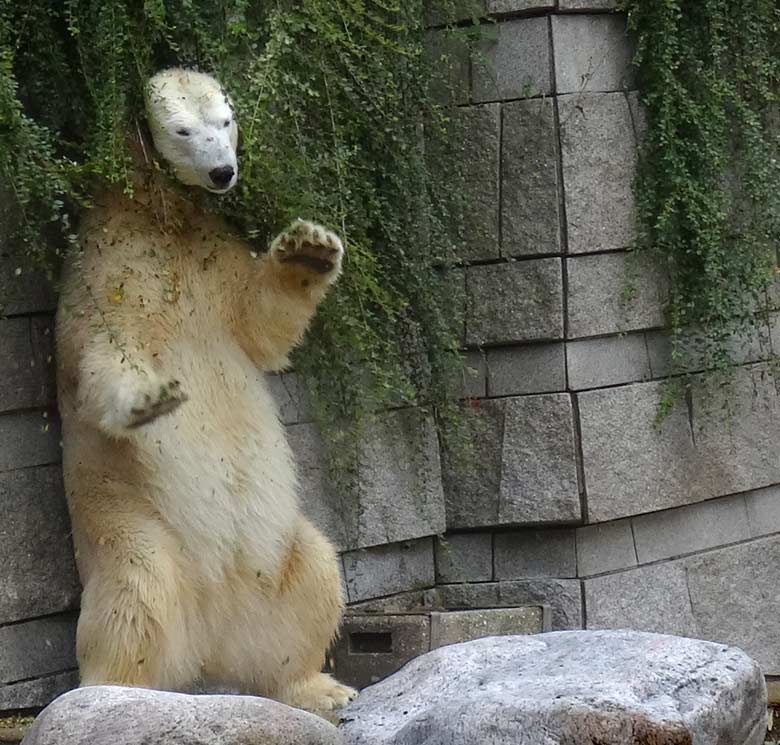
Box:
[146,69,238,192]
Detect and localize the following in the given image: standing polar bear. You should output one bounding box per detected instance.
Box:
[56,68,357,711]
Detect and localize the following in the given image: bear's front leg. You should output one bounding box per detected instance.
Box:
[269,219,344,292]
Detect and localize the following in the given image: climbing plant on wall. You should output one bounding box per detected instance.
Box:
[0,0,474,476]
[625,1,780,408]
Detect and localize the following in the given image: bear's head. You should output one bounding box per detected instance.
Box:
[145,68,239,193]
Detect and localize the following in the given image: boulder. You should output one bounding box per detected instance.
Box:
[338,630,766,745]
[21,685,345,745]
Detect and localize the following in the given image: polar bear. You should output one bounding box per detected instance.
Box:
[55,68,356,711]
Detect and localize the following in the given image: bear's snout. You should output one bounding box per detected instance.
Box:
[209,165,234,189]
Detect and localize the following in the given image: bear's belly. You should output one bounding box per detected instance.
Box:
[134,336,299,582]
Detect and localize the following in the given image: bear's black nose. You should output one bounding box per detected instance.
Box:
[209,166,234,188]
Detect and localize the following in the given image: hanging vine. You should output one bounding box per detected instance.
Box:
[625,0,780,409]
[0,0,476,478]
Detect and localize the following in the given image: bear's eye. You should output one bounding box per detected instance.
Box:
[223,120,230,128]
[176,128,190,137]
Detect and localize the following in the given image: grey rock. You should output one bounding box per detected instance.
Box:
[447,104,500,262]
[23,686,345,745]
[435,533,493,583]
[501,98,562,257]
[0,317,56,413]
[494,528,577,579]
[745,484,780,537]
[460,350,487,399]
[487,343,566,396]
[566,333,651,389]
[578,364,780,522]
[552,14,634,95]
[266,372,310,425]
[465,259,563,345]
[342,539,435,603]
[443,395,580,528]
[0,466,80,622]
[286,423,354,551]
[566,251,669,338]
[339,631,766,745]
[289,410,445,552]
[0,670,78,711]
[357,410,446,549]
[685,535,780,674]
[585,561,699,638]
[559,0,618,8]
[472,17,553,103]
[576,519,637,577]
[424,29,470,105]
[559,92,640,255]
[0,410,61,472]
[429,607,546,649]
[438,579,583,630]
[631,494,750,564]
[0,615,77,685]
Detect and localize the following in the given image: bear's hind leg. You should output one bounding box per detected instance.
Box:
[75,511,197,690]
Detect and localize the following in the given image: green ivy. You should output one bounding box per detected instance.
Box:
[0,0,475,479]
[624,0,780,411]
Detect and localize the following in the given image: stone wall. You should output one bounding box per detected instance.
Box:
[1,0,779,712]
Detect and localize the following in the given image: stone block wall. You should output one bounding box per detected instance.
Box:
[0,222,80,709]
[2,0,780,711]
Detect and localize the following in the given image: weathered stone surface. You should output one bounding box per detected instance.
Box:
[429,607,545,649]
[0,615,77,685]
[745,484,780,537]
[566,252,669,338]
[339,631,766,745]
[0,670,78,711]
[285,423,353,551]
[342,539,435,603]
[460,350,486,399]
[448,104,500,262]
[0,466,80,622]
[289,410,445,552]
[23,686,345,745]
[0,318,56,413]
[632,494,750,564]
[348,589,443,615]
[435,533,493,583]
[465,259,563,345]
[559,93,639,254]
[357,410,446,549]
[472,17,553,102]
[578,364,780,522]
[494,528,577,579]
[443,395,580,528]
[566,333,651,389]
[576,519,636,577]
[424,29,469,105]
[331,614,431,691]
[501,98,561,257]
[438,579,583,630]
[0,410,61,472]
[488,0,554,14]
[685,536,780,674]
[586,535,780,675]
[0,256,56,316]
[266,372,310,425]
[487,343,566,396]
[559,0,618,8]
[585,562,699,638]
[552,14,634,95]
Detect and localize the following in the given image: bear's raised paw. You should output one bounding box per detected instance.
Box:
[127,379,188,428]
[270,219,343,279]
